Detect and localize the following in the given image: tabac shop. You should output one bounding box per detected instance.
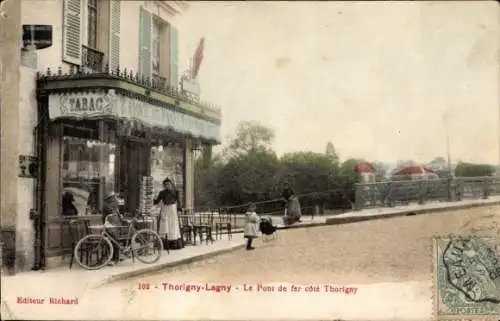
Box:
[37,89,220,262]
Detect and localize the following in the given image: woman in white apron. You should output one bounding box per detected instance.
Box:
[154,178,183,250]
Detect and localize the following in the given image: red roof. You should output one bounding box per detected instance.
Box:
[393,166,436,175]
[354,162,374,173]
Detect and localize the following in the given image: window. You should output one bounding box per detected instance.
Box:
[62,123,116,216]
[152,18,162,76]
[87,0,98,49]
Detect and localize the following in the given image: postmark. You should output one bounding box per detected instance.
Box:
[434,235,500,320]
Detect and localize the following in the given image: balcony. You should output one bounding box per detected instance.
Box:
[152,74,167,89]
[82,45,104,72]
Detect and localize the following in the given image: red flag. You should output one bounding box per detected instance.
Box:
[192,37,204,79]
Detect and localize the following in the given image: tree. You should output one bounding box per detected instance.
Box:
[454,162,495,177]
[340,158,366,179]
[325,142,339,165]
[217,150,280,206]
[227,120,275,156]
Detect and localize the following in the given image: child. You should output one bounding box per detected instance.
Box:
[243,203,259,250]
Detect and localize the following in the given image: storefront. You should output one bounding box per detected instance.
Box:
[35,72,221,266]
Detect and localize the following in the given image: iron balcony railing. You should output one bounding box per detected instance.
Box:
[37,65,222,114]
[82,45,104,72]
[152,74,167,89]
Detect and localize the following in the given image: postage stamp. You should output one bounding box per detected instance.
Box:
[434,235,500,320]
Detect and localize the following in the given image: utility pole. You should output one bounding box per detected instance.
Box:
[443,110,453,178]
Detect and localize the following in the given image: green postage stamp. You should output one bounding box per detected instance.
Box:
[434,235,500,320]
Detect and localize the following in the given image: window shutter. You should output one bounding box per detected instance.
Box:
[109,0,121,71]
[169,26,179,87]
[139,7,152,78]
[62,0,82,65]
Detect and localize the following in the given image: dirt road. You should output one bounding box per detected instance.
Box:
[118,205,499,286]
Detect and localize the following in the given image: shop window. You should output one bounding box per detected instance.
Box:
[62,126,116,217]
[150,144,184,211]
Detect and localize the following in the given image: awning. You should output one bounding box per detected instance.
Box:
[48,90,221,143]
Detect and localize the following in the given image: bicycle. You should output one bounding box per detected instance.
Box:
[73,214,164,270]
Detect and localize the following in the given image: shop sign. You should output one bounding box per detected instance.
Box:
[19,155,38,178]
[49,92,220,142]
[181,78,200,97]
[22,24,53,50]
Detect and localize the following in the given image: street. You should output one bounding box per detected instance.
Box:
[101,205,499,320]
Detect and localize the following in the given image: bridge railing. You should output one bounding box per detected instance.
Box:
[354,176,500,210]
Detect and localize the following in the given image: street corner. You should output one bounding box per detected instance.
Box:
[434,235,500,319]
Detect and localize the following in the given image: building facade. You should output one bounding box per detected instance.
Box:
[0,0,221,273]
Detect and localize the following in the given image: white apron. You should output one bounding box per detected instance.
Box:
[158,203,181,241]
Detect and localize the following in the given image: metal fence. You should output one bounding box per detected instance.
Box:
[353,176,500,210]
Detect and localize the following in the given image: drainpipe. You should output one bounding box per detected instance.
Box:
[31,107,46,270]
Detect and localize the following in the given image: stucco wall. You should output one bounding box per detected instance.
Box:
[15,65,38,271]
[0,0,22,273]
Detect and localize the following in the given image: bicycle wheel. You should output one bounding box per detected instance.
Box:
[74,234,113,270]
[131,229,163,264]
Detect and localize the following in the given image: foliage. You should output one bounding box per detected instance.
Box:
[195,121,376,211]
[454,162,495,177]
[325,142,339,165]
[227,120,275,156]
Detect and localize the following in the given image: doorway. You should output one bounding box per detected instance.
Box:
[118,139,151,214]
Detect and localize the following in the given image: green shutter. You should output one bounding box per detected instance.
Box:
[109,0,121,71]
[139,7,152,78]
[169,26,179,86]
[62,0,82,65]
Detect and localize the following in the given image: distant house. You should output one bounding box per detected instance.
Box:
[391,166,439,180]
[354,162,376,183]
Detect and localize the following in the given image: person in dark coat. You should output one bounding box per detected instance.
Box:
[282,185,302,225]
[62,192,78,216]
[102,192,123,265]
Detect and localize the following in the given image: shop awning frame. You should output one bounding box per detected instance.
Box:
[36,67,222,144]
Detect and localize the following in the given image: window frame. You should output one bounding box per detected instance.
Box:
[87,0,99,50]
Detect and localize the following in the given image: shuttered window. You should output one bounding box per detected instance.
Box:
[63,0,82,65]
[138,7,152,78]
[169,26,179,86]
[109,0,121,71]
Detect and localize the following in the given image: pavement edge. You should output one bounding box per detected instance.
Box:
[325,200,500,225]
[100,243,247,286]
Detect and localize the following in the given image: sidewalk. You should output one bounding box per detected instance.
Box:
[2,196,498,290]
[324,196,500,225]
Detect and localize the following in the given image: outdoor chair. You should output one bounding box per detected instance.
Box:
[178,210,196,245]
[192,211,214,245]
[215,208,232,240]
[63,218,91,269]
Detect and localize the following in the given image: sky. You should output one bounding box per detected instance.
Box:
[174,1,499,165]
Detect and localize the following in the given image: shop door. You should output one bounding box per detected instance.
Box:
[121,140,150,214]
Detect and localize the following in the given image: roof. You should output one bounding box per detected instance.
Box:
[354,162,375,173]
[393,166,436,175]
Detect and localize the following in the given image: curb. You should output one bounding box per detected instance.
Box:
[99,243,246,286]
[96,199,499,286]
[325,200,500,225]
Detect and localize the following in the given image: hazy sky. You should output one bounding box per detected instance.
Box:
[175,1,499,164]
